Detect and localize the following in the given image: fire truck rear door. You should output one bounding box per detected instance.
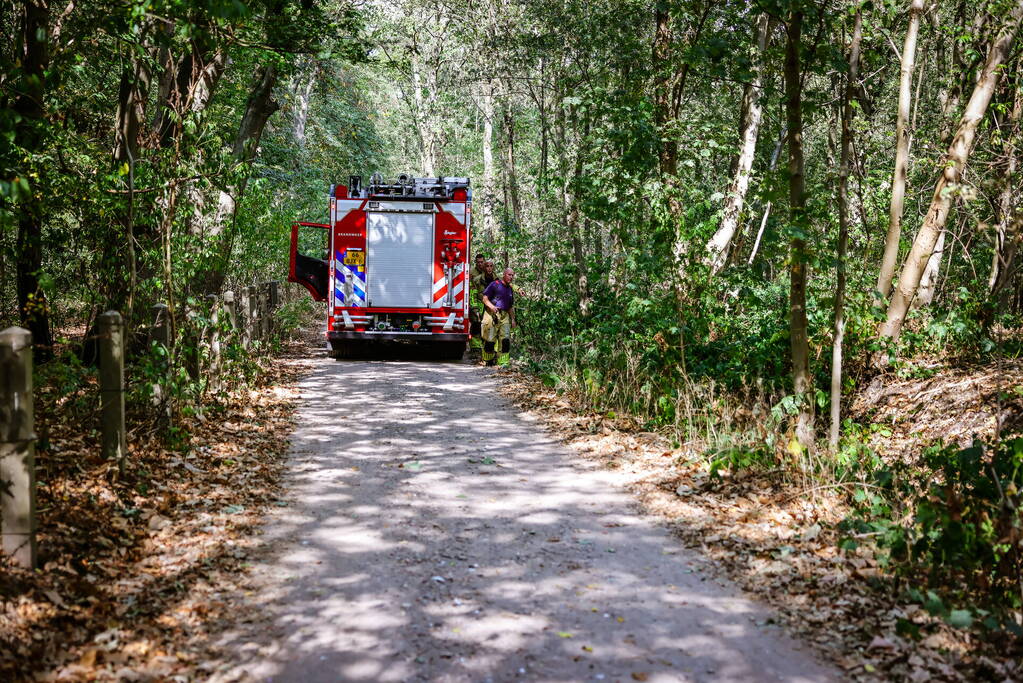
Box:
[366,211,433,308]
[288,222,329,301]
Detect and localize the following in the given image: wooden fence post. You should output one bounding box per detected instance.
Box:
[150,303,171,418]
[246,285,258,346]
[97,311,126,471]
[239,288,250,349]
[259,283,270,340]
[151,303,170,347]
[268,281,280,336]
[269,280,280,309]
[182,304,200,379]
[205,295,222,393]
[223,290,238,334]
[0,327,37,568]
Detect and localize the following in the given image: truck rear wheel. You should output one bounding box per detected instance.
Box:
[330,341,367,360]
[427,341,466,361]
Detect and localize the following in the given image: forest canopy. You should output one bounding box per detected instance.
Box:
[2,0,1023,454]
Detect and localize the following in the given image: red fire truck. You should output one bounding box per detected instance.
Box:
[288,174,471,359]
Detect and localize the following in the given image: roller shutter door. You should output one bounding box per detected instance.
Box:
[366,212,434,308]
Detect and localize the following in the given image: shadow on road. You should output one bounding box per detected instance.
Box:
[213,354,833,683]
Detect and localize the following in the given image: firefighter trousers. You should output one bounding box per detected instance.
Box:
[481,309,511,366]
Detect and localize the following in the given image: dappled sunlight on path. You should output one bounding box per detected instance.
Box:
[213,354,835,682]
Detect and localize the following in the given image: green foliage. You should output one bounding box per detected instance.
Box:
[841,438,1023,622]
[3,0,1021,502]
[897,288,997,360]
[708,443,776,479]
[274,295,317,335]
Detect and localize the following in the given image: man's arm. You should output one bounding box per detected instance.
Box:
[482,294,498,314]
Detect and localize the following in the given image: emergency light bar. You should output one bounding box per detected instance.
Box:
[366,201,436,213]
[334,174,471,200]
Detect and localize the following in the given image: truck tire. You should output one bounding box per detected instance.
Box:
[428,341,466,361]
[330,341,366,360]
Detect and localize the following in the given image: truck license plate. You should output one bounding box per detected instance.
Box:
[344,251,365,266]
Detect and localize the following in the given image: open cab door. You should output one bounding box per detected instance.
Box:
[288,222,330,301]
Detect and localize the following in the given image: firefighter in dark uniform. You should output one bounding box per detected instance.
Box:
[468,254,487,341]
[482,260,497,286]
[481,268,515,366]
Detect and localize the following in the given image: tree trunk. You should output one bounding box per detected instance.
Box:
[503,109,522,230]
[877,0,1023,354]
[191,50,228,115]
[14,0,53,357]
[652,2,676,177]
[991,214,1023,304]
[107,54,152,333]
[231,65,279,162]
[705,13,772,274]
[480,82,497,241]
[876,0,926,301]
[562,109,590,314]
[101,38,224,337]
[747,127,786,266]
[203,65,280,294]
[537,59,550,187]
[906,5,990,312]
[152,43,203,148]
[292,58,318,150]
[830,8,863,449]
[409,46,439,176]
[113,57,152,164]
[914,229,946,307]
[784,8,814,452]
[988,84,1022,297]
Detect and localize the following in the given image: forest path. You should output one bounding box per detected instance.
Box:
[213,349,836,682]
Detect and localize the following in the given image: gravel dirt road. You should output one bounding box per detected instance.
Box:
[213,352,837,682]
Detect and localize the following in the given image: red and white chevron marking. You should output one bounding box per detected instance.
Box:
[432,266,465,306]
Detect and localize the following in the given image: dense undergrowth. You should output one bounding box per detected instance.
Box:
[1,298,316,679]
[36,294,315,450]
[842,438,1023,632]
[513,269,1023,633]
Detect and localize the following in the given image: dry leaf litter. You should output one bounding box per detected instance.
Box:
[495,361,1023,683]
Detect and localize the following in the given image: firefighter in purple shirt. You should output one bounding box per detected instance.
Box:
[481,268,516,366]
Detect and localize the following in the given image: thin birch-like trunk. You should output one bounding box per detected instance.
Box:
[877,0,1023,355]
[830,8,863,449]
[292,59,318,149]
[481,83,497,241]
[409,47,438,176]
[564,114,590,314]
[747,127,786,266]
[705,13,771,274]
[911,7,991,310]
[876,0,926,301]
[914,229,946,307]
[992,215,1023,304]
